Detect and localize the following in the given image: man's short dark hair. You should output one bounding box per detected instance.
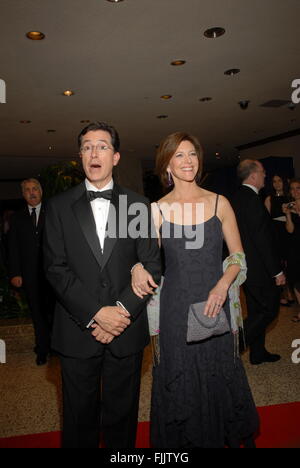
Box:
[237,159,259,182]
[78,121,120,153]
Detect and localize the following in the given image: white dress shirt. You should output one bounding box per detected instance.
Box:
[85,178,114,252]
[28,203,42,224]
[242,184,259,195]
[85,178,130,328]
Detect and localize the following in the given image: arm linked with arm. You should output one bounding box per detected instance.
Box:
[117,204,162,321]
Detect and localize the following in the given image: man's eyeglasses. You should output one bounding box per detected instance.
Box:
[80,144,113,155]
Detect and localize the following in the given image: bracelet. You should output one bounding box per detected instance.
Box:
[131,263,144,275]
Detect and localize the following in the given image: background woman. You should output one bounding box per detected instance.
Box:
[132,132,258,448]
[283,179,300,322]
[265,175,292,306]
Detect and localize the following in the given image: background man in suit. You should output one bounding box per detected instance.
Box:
[232,159,285,365]
[8,179,52,365]
[43,121,161,449]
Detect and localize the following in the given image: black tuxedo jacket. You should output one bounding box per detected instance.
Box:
[8,205,46,286]
[231,185,281,286]
[43,182,162,359]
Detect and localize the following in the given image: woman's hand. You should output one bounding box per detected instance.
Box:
[131,264,158,299]
[204,281,229,318]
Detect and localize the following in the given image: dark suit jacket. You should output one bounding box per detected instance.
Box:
[8,205,46,287]
[231,185,281,286]
[43,182,162,359]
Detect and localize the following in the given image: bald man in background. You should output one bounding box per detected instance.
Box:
[232,160,285,365]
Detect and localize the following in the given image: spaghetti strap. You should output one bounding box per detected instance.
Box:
[214,194,220,216]
[156,203,165,221]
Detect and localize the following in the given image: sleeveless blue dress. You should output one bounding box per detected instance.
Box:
[151,200,259,448]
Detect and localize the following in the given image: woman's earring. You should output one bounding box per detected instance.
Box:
[167,172,173,187]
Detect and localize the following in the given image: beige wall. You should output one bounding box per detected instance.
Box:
[240,135,300,177]
[0,182,22,200]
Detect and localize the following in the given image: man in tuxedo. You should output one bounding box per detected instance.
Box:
[8,179,52,365]
[232,159,285,365]
[43,121,161,449]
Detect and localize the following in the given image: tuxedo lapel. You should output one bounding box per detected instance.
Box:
[72,189,103,269]
[101,184,121,272]
[37,205,45,232]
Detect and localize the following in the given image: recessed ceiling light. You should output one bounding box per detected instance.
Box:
[157,115,168,119]
[224,68,240,76]
[171,60,186,66]
[63,90,75,97]
[199,97,212,102]
[161,95,172,100]
[106,0,124,2]
[26,31,45,40]
[204,27,226,39]
[20,120,31,124]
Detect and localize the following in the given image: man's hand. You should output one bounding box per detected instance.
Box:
[131,265,158,299]
[91,324,115,344]
[11,276,23,288]
[275,273,286,287]
[93,306,131,336]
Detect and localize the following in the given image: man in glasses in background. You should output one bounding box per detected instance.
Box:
[44,121,161,449]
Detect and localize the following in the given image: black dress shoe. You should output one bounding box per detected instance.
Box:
[36,354,48,366]
[250,353,281,365]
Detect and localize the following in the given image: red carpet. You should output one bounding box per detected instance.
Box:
[0,402,299,448]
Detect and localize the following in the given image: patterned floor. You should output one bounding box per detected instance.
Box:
[0,306,299,438]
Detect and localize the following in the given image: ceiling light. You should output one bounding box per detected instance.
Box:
[224,68,240,76]
[199,97,212,102]
[204,27,226,39]
[106,0,124,2]
[161,95,172,100]
[26,31,45,40]
[63,90,75,97]
[171,60,186,66]
[239,100,250,110]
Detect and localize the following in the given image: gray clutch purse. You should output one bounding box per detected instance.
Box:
[187,301,230,343]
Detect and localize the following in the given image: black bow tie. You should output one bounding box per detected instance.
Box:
[87,189,113,202]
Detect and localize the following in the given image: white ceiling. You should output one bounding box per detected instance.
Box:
[0,0,300,179]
